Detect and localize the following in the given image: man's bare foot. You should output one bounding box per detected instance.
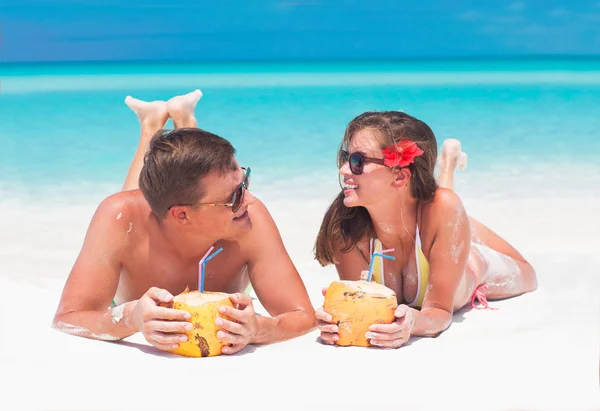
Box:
[124,96,169,129]
[166,89,203,128]
[437,138,468,171]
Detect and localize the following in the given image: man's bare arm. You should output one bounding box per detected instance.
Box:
[245,199,316,344]
[52,194,138,341]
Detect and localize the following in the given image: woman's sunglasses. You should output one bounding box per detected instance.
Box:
[168,167,251,213]
[340,150,386,175]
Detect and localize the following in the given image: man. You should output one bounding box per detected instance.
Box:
[52,90,315,355]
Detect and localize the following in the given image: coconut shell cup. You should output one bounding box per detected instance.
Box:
[323,280,398,347]
[162,288,234,357]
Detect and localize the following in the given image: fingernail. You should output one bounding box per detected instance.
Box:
[332,335,338,341]
[222,347,229,353]
[219,306,227,313]
[365,332,374,339]
[184,323,193,330]
[217,331,225,338]
[183,313,191,319]
[332,326,338,332]
[370,340,378,345]
[179,336,188,342]
[215,318,223,326]
[171,344,179,349]
[325,315,332,322]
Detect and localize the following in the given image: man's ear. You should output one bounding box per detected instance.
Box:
[391,168,411,188]
[169,206,191,224]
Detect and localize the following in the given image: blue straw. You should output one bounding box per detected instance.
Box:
[200,247,223,292]
[366,252,396,282]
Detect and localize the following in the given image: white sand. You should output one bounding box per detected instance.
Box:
[2,171,599,411]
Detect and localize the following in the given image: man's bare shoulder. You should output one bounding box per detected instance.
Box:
[247,196,275,224]
[89,190,152,238]
[240,196,284,247]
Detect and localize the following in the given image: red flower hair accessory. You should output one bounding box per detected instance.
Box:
[382,140,424,168]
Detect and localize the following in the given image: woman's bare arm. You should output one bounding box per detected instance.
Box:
[411,189,472,337]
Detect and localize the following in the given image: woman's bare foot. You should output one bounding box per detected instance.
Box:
[435,138,468,190]
[166,89,203,128]
[437,138,468,171]
[124,96,169,129]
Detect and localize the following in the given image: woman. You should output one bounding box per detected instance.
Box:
[314,111,537,348]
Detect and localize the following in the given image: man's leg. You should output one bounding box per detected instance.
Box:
[120,90,202,191]
[122,97,169,191]
[166,89,202,129]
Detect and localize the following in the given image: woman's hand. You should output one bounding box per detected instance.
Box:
[367,305,415,349]
[316,287,339,345]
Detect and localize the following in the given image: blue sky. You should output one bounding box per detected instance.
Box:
[1,0,599,62]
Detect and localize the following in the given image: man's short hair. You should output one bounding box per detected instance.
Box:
[139,128,238,217]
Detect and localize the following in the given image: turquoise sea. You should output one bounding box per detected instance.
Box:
[1,58,599,201]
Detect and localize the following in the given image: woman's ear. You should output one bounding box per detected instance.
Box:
[391,168,411,188]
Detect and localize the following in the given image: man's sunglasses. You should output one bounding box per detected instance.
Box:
[168,167,251,213]
[340,150,387,175]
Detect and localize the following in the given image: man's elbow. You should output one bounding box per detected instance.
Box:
[51,310,66,331]
[51,311,78,335]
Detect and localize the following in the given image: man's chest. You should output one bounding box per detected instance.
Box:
[117,247,250,301]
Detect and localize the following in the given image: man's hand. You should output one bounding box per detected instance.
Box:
[215,293,258,355]
[129,287,192,351]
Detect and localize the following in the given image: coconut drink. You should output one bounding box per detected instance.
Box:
[163,288,234,358]
[323,280,398,347]
[161,245,233,357]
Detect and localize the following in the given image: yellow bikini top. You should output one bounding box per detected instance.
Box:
[369,225,430,308]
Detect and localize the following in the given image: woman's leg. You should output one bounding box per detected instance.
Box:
[122,97,169,191]
[121,90,202,191]
[467,218,537,299]
[436,139,537,306]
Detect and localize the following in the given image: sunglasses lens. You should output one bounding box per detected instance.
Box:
[232,187,240,213]
[350,153,364,175]
[232,168,251,214]
[341,150,349,165]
